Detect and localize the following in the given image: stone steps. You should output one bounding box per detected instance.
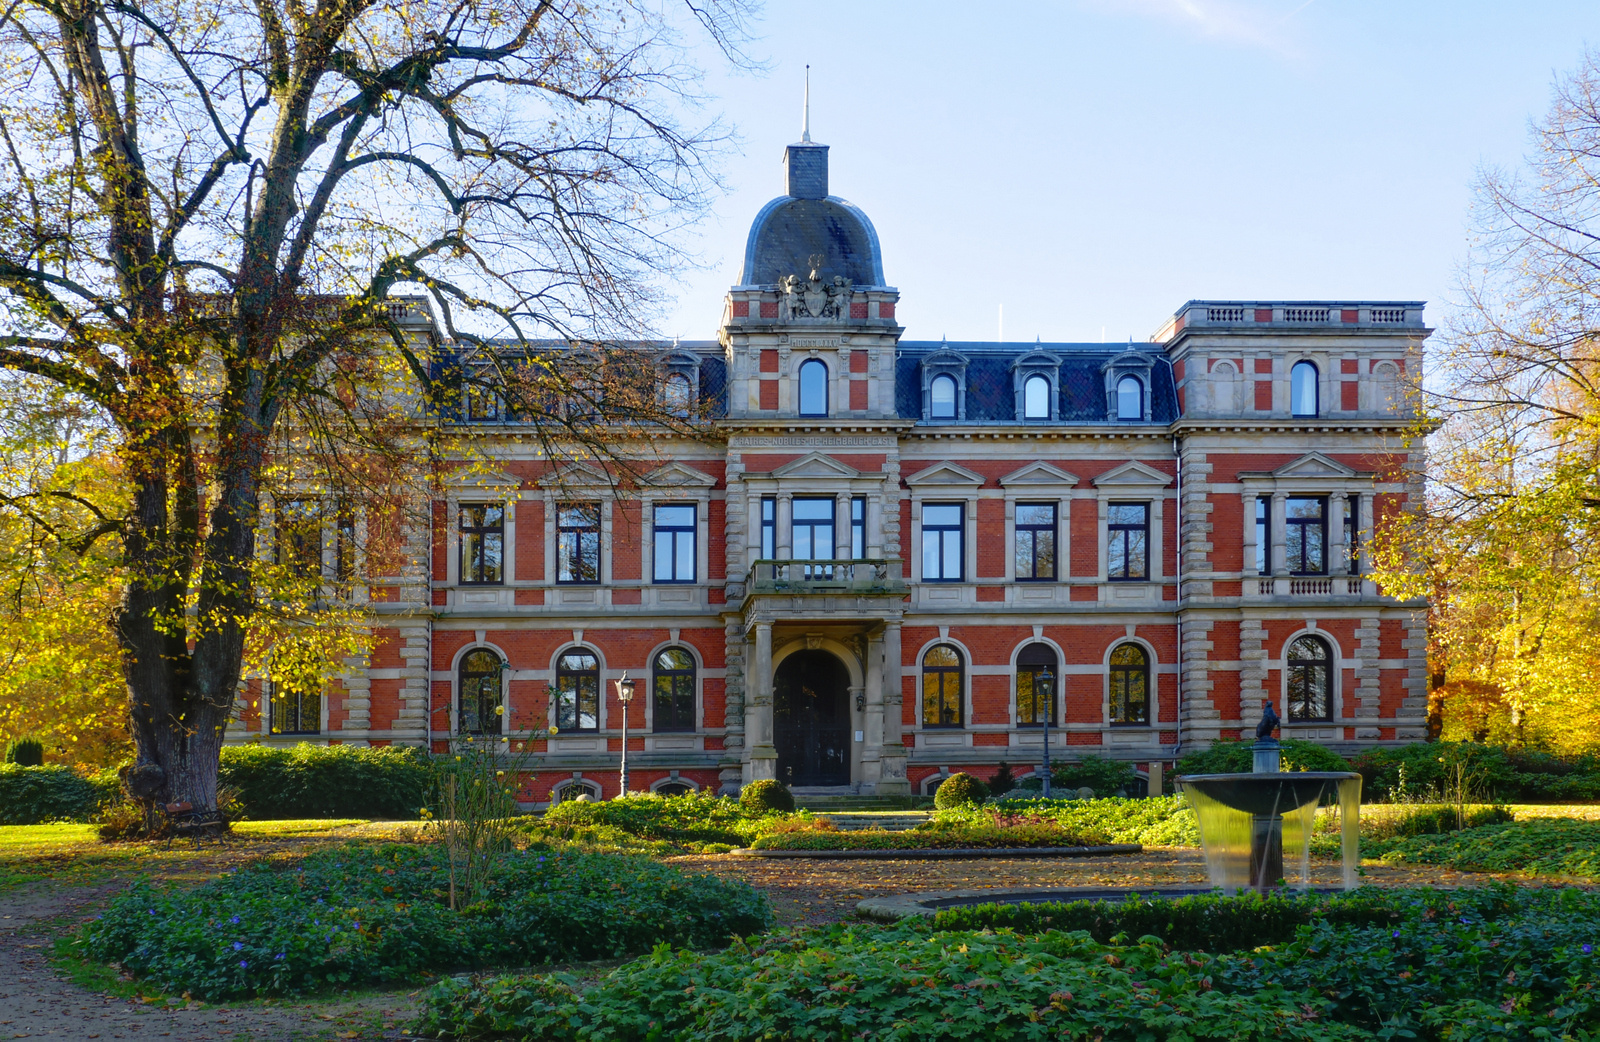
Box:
[815,812,932,832]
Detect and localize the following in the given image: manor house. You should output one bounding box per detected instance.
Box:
[234,130,1430,803]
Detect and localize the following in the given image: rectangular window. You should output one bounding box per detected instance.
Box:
[653,504,697,583]
[334,504,356,587]
[1106,502,1149,581]
[792,497,836,580]
[1286,496,1327,575]
[268,680,321,736]
[760,496,776,559]
[921,503,964,581]
[851,497,866,559]
[1344,496,1360,574]
[1014,502,1057,581]
[1255,497,1269,574]
[459,504,505,584]
[276,499,322,573]
[557,503,600,584]
[463,365,501,422]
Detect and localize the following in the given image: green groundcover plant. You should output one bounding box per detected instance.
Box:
[954,795,1203,847]
[541,792,768,848]
[1368,817,1600,879]
[1351,742,1600,802]
[415,886,1600,1041]
[748,821,1112,851]
[76,844,771,1000]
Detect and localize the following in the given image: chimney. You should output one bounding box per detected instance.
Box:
[785,142,828,200]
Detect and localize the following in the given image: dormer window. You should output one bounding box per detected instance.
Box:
[1101,349,1155,423]
[1291,361,1319,417]
[919,346,969,422]
[1116,375,1144,420]
[663,373,692,417]
[798,358,828,417]
[930,374,957,419]
[1023,375,1050,420]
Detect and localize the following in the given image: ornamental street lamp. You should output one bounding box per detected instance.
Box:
[615,672,637,797]
[1037,667,1055,799]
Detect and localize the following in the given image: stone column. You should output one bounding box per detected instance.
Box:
[1329,492,1349,576]
[877,621,909,793]
[776,494,793,559]
[835,492,852,559]
[1241,493,1259,581]
[861,631,885,790]
[1270,492,1288,576]
[748,621,777,781]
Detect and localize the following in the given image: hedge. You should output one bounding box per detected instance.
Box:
[1177,738,1352,776]
[1351,741,1600,802]
[0,764,105,824]
[217,743,432,819]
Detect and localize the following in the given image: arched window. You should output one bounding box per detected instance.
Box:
[929,374,957,419]
[798,359,828,417]
[551,778,601,803]
[653,779,695,796]
[921,644,964,728]
[1109,643,1150,726]
[1291,361,1319,417]
[652,647,696,733]
[663,373,692,417]
[1287,635,1333,721]
[1116,375,1144,420]
[1016,642,1058,726]
[1023,374,1050,419]
[555,648,600,731]
[458,649,504,735]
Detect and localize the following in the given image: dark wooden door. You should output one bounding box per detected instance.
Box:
[774,650,850,786]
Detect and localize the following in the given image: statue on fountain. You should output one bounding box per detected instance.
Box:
[1255,699,1280,739]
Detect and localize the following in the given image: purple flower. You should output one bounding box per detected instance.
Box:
[230,916,240,925]
[538,856,546,863]
[1392,931,1401,939]
[239,960,248,969]
[1584,944,1594,954]
[232,941,244,951]
[275,953,284,960]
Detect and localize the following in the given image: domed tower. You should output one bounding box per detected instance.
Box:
[720,125,902,420]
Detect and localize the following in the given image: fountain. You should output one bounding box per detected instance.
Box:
[1176,701,1363,893]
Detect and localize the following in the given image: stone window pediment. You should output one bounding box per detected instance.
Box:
[769,452,862,481]
[1091,460,1173,489]
[999,461,1081,489]
[538,462,613,493]
[639,461,718,490]
[905,460,985,489]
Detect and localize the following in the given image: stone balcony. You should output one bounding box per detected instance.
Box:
[747,558,907,595]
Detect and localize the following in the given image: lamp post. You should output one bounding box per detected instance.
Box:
[615,672,636,797]
[1037,667,1055,799]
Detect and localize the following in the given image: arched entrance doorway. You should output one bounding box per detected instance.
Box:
[774,649,851,787]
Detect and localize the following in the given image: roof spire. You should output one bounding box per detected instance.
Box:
[802,65,811,143]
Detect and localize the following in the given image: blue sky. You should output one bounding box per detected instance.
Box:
[655,0,1600,344]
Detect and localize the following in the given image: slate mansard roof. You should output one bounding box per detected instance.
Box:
[895,342,1178,424]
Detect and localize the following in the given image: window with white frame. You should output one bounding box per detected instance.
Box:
[1022,374,1050,420]
[1291,361,1319,417]
[930,374,958,419]
[1116,375,1144,420]
[798,359,828,417]
[557,503,600,584]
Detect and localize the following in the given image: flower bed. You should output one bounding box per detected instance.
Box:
[77,843,771,999]
[540,792,781,850]
[415,886,1600,1041]
[749,821,1111,851]
[945,795,1202,846]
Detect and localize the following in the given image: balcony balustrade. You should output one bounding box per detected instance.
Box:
[748,558,905,595]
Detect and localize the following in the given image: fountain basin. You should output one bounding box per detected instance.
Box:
[1177,770,1362,893]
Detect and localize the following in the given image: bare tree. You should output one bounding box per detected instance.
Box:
[0,0,751,812]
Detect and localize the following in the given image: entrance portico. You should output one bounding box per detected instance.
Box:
[743,606,909,794]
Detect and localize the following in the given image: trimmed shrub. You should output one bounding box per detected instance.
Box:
[738,779,793,815]
[218,743,431,819]
[1177,738,1351,776]
[79,843,772,1000]
[1050,755,1137,797]
[0,764,98,824]
[988,760,1017,794]
[4,736,44,766]
[932,890,1403,950]
[933,772,988,808]
[749,820,1109,850]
